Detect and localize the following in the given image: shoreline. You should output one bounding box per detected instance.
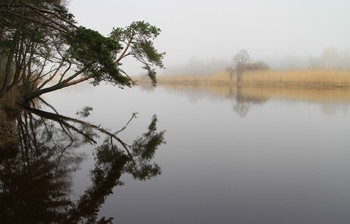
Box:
[143,69,350,90]
[155,80,350,89]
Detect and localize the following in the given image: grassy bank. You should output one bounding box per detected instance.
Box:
[156,69,350,88]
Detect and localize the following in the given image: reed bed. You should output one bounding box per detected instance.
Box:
[157,69,350,88]
[240,69,350,87]
[137,69,350,103]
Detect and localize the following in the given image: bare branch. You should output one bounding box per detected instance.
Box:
[0,10,69,34]
[114,112,138,134]
[37,59,65,89]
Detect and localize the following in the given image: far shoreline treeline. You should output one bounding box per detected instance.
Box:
[140,69,350,89]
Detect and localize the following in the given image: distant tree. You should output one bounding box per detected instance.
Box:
[308,47,350,69]
[245,61,270,71]
[232,49,251,83]
[231,49,270,83]
[321,47,341,69]
[226,66,235,81]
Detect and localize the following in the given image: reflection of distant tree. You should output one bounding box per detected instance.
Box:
[230,86,267,117]
[0,106,165,223]
[234,100,250,117]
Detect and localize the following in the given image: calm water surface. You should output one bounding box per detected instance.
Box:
[47,85,350,224]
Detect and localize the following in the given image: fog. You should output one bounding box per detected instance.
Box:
[69,0,350,74]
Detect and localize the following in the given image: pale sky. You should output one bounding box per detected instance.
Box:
[69,0,350,73]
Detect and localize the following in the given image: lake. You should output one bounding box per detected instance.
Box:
[14,84,350,223]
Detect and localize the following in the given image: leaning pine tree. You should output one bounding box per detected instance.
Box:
[0,0,165,104]
[0,0,166,193]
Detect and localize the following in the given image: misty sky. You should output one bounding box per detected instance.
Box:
[69,0,350,74]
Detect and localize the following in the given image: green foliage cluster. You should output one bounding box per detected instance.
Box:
[110,21,165,84]
[67,27,128,86]
[0,0,165,103]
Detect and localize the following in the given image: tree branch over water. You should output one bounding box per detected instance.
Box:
[0,0,165,102]
[0,1,166,222]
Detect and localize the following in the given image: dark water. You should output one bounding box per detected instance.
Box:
[3,85,350,223]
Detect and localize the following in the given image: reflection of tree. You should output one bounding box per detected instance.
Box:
[231,86,267,117]
[0,110,83,223]
[0,106,165,223]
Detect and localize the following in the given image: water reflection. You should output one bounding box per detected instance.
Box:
[127,84,350,223]
[233,86,267,117]
[0,106,165,223]
[157,83,350,116]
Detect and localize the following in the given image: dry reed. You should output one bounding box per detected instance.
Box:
[156,69,350,88]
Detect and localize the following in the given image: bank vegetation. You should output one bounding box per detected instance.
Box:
[153,69,350,88]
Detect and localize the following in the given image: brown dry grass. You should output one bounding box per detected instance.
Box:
[239,69,350,87]
[134,69,350,103]
[156,69,350,88]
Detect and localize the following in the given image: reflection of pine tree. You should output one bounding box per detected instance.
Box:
[127,115,165,180]
[67,150,128,223]
[0,155,73,223]
[0,109,165,223]
[0,112,83,223]
[67,115,165,223]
